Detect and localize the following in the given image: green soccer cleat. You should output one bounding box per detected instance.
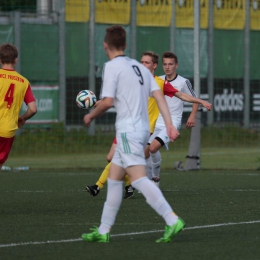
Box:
[156,218,185,243]
[82,226,110,243]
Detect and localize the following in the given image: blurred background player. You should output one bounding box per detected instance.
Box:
[144,52,212,188]
[0,43,37,171]
[148,51,211,186]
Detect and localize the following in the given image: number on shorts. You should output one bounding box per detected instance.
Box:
[132,65,144,85]
[4,83,15,108]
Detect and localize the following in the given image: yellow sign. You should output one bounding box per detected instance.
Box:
[136,0,172,27]
[95,0,130,25]
[65,0,89,22]
[251,0,260,30]
[214,0,245,29]
[175,0,208,29]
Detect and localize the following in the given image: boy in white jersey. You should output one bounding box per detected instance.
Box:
[141,52,212,187]
[82,26,184,243]
[148,51,211,185]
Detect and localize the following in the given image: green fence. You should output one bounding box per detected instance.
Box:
[0,1,259,170]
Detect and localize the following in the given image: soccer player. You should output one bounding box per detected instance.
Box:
[0,43,37,171]
[148,51,208,186]
[142,52,212,187]
[82,25,184,243]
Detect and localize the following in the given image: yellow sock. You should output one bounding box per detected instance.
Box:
[96,162,111,189]
[124,174,131,186]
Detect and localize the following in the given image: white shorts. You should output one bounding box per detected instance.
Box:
[148,119,181,150]
[112,131,150,168]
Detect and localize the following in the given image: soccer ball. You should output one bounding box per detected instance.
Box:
[76,90,97,109]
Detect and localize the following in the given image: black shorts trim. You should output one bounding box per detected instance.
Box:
[155,136,165,147]
[147,136,164,147]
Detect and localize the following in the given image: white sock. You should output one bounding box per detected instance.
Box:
[99,178,123,234]
[150,151,161,178]
[131,177,176,225]
[145,156,153,180]
[164,212,178,226]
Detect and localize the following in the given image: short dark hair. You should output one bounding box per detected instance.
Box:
[0,43,18,64]
[141,51,159,64]
[162,51,178,64]
[104,25,126,50]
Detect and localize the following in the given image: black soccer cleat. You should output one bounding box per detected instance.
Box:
[124,185,135,199]
[86,185,100,196]
[151,177,160,188]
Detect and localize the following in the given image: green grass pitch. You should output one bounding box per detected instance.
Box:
[0,169,260,260]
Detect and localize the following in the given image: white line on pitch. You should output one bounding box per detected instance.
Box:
[1,190,86,193]
[2,188,260,193]
[0,220,260,248]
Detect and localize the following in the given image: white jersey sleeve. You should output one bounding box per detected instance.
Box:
[181,78,197,97]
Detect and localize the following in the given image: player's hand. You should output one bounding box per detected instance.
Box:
[83,114,92,127]
[186,116,195,129]
[167,125,179,142]
[202,101,212,111]
[18,117,26,128]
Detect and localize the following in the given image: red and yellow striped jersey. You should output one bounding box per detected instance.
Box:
[0,69,34,138]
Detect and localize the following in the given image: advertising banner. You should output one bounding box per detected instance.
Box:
[21,86,59,124]
[214,0,245,29]
[251,0,260,30]
[95,0,130,25]
[66,0,89,22]
[175,0,208,29]
[136,0,172,27]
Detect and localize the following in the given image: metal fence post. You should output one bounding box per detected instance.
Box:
[207,0,214,126]
[14,11,21,73]
[88,0,96,135]
[243,0,250,128]
[58,0,66,125]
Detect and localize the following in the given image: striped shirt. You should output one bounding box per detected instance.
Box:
[155,74,196,128]
[0,69,35,138]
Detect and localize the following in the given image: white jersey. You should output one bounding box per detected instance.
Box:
[100,55,160,133]
[155,74,196,128]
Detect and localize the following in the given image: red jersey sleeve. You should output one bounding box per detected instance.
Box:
[163,80,179,98]
[113,137,117,144]
[24,85,36,104]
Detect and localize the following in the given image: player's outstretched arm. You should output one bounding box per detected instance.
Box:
[152,89,179,141]
[84,97,113,127]
[175,92,212,111]
[18,101,37,128]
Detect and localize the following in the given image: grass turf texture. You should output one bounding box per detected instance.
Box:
[7,124,260,170]
[0,169,260,260]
